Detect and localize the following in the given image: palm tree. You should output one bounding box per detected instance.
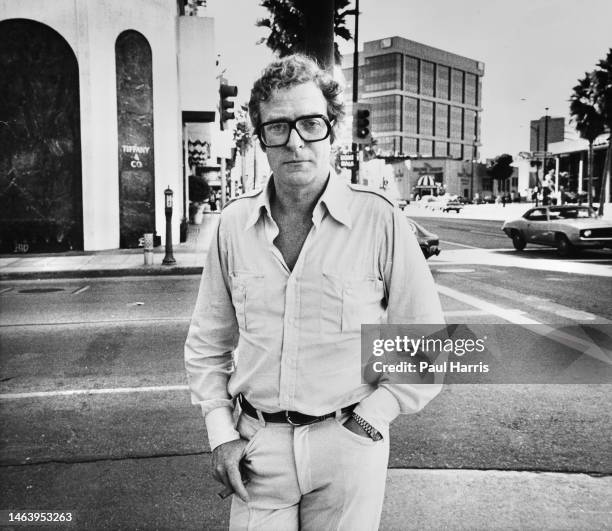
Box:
[591,49,612,214]
[256,0,353,64]
[569,74,606,210]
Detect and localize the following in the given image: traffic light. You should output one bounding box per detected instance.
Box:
[219,83,238,130]
[353,102,372,145]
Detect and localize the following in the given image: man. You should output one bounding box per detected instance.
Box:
[185,54,444,530]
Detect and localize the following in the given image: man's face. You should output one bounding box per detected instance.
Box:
[259,82,332,190]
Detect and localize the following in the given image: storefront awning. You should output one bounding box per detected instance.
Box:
[416,175,438,187]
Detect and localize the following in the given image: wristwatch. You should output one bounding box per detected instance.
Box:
[351,412,383,441]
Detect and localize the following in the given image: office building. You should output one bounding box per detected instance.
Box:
[343,36,484,161]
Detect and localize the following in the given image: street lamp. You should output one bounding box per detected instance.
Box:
[162,186,176,265]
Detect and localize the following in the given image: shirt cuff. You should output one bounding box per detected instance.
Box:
[205,406,240,451]
[353,387,401,436]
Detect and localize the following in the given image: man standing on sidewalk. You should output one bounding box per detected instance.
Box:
[185,54,444,530]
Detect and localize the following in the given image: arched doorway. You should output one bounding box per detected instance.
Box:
[0,19,83,253]
[115,30,155,248]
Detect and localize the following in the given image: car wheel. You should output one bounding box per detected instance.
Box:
[556,235,574,257]
[511,231,526,251]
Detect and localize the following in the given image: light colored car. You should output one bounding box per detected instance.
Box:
[501,205,612,256]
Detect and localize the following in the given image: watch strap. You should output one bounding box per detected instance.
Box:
[351,412,383,441]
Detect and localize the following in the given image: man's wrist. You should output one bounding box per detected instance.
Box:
[350,412,383,441]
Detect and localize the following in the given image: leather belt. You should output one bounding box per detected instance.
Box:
[238,394,356,427]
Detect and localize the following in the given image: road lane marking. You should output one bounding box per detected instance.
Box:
[443,310,490,317]
[71,285,90,295]
[439,240,485,249]
[437,284,541,325]
[437,283,611,364]
[1,317,191,328]
[0,287,13,294]
[0,384,189,400]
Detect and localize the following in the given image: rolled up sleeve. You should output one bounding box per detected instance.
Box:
[184,219,240,450]
[358,208,445,434]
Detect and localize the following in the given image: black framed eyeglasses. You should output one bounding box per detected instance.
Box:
[258,114,333,147]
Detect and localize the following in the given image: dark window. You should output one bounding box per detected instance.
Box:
[419,100,434,136]
[403,97,418,134]
[370,95,401,132]
[450,106,463,140]
[404,55,419,93]
[420,61,435,96]
[464,109,476,142]
[436,65,450,100]
[365,53,402,92]
[435,103,449,138]
[465,73,478,106]
[451,69,464,102]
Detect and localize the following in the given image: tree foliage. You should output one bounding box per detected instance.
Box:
[256,0,353,64]
[486,154,514,181]
[569,49,611,212]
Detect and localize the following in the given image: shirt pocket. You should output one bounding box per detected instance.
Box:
[230,271,265,332]
[322,271,385,333]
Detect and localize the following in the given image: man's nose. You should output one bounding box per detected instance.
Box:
[285,127,304,149]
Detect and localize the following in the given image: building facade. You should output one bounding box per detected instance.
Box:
[343,36,484,161]
[529,115,565,152]
[0,0,218,253]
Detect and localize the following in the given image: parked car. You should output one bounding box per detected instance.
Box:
[443,200,463,213]
[406,218,440,259]
[501,205,612,257]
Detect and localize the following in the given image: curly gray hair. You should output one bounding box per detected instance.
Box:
[248,54,345,145]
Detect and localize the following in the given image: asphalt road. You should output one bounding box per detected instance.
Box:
[1,221,611,529]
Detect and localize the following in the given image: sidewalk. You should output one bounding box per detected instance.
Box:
[0,213,220,281]
[1,202,610,280]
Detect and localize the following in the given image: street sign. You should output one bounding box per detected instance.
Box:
[532,151,553,157]
[340,151,357,169]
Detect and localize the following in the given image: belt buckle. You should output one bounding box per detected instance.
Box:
[285,410,318,426]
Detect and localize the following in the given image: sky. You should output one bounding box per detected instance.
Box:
[208,0,612,161]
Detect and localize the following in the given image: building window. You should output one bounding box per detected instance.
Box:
[420,60,435,96]
[435,103,449,138]
[436,65,450,100]
[449,143,463,159]
[365,53,402,92]
[419,139,433,157]
[434,141,448,157]
[403,137,418,156]
[451,68,464,103]
[482,177,492,191]
[370,95,401,132]
[404,55,419,93]
[450,106,463,140]
[419,100,434,136]
[376,135,401,155]
[465,73,478,106]
[403,97,418,134]
[464,109,476,142]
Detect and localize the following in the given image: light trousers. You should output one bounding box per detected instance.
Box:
[229,411,390,531]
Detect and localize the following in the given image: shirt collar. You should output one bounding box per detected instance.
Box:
[315,168,352,228]
[244,177,274,230]
[244,167,352,230]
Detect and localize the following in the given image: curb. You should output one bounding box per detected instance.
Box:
[0,266,203,281]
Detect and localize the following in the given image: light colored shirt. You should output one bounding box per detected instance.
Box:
[185,171,445,450]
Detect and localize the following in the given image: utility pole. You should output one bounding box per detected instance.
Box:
[542,107,549,182]
[349,0,360,184]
